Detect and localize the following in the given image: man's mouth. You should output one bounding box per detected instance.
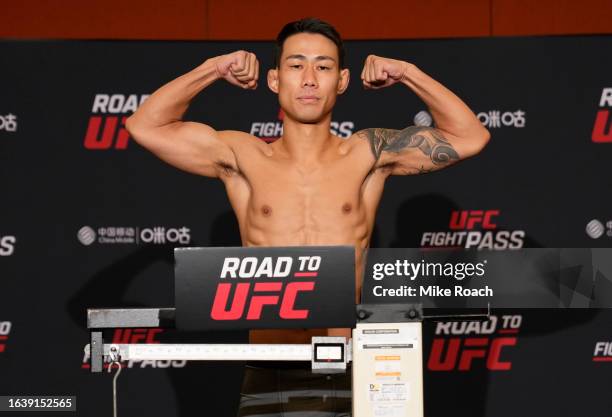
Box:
[297,96,320,103]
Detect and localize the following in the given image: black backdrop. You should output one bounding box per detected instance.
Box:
[1,36,611,416]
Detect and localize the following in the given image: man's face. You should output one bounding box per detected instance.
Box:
[268,33,349,124]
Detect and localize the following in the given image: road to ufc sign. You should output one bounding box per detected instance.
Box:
[174,246,355,331]
[211,256,319,320]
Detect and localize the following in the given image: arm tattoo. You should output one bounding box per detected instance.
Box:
[359,126,459,166]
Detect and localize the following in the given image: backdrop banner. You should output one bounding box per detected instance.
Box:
[1,36,611,417]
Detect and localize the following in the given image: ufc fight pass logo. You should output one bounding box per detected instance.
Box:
[592,88,612,143]
[84,94,149,150]
[593,341,612,362]
[421,210,524,250]
[211,255,320,320]
[82,328,186,369]
[428,315,521,371]
[0,235,16,256]
[251,109,355,142]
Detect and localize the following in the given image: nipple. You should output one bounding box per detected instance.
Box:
[261,205,273,217]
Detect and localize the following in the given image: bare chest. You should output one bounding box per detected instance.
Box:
[260,175,359,214]
[252,162,364,219]
[228,156,375,245]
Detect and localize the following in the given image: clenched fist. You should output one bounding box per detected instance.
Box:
[213,50,259,89]
[360,55,410,89]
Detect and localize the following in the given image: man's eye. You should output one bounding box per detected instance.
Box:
[318,66,330,70]
[290,64,302,69]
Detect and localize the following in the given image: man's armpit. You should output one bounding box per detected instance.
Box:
[355,127,460,167]
[215,159,240,177]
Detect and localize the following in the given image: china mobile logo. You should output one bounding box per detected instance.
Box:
[428,315,521,371]
[421,210,525,250]
[416,109,524,129]
[585,219,612,239]
[82,328,186,369]
[0,321,12,353]
[250,109,355,142]
[593,341,612,362]
[77,226,191,246]
[211,256,319,320]
[84,94,149,150]
[592,88,612,143]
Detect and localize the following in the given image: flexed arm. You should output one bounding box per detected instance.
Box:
[126,51,259,177]
[356,55,490,175]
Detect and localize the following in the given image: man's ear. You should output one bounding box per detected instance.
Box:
[267,68,279,94]
[337,68,350,94]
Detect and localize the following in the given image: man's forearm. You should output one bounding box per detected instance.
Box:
[127,59,220,131]
[401,63,487,140]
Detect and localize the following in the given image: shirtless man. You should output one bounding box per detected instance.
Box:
[126,18,489,346]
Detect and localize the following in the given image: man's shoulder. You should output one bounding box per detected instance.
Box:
[218,130,271,152]
[342,131,376,162]
[218,130,260,143]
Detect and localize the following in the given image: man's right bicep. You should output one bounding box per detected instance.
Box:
[128,121,238,177]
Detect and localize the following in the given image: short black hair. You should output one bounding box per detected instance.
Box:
[274,17,345,68]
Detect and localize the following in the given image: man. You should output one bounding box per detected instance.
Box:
[127,17,489,416]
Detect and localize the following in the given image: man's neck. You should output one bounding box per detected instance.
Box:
[278,116,334,164]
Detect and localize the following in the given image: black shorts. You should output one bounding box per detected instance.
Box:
[237,362,352,417]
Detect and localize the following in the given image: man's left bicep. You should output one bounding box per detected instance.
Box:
[358,126,480,175]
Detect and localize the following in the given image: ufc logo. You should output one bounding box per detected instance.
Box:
[428,337,516,371]
[592,88,612,143]
[211,282,315,320]
[592,110,612,143]
[111,328,163,344]
[81,328,164,368]
[449,210,499,230]
[84,116,130,149]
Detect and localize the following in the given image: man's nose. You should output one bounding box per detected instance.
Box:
[302,65,318,88]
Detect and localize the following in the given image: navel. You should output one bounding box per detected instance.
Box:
[261,205,273,217]
[342,203,352,214]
